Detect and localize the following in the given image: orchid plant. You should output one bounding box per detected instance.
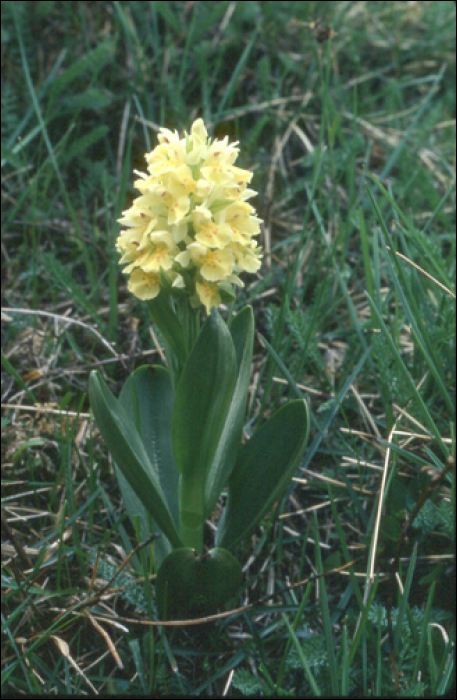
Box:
[89,119,309,619]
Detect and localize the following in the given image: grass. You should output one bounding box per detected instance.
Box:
[1,0,455,696]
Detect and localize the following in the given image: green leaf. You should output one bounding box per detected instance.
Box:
[204,306,254,518]
[88,370,182,549]
[172,309,237,534]
[147,295,188,380]
[12,438,46,463]
[216,400,309,550]
[156,547,242,620]
[116,365,179,568]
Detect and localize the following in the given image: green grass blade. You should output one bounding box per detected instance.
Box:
[328,488,364,612]
[11,4,81,236]
[276,581,313,689]
[366,186,454,414]
[412,580,436,683]
[313,512,339,695]
[359,207,375,301]
[341,622,350,695]
[393,542,418,653]
[380,65,446,180]
[281,613,321,696]
[214,29,259,122]
[366,293,449,455]
[366,171,456,290]
[348,576,380,667]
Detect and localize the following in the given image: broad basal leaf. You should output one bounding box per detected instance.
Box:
[89,370,182,549]
[216,400,309,550]
[156,547,242,619]
[116,365,179,568]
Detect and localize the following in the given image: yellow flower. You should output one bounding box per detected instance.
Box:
[193,207,233,249]
[117,118,263,311]
[127,269,161,300]
[195,280,222,314]
[198,248,235,282]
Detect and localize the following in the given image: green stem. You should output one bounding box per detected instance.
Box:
[179,521,204,554]
[179,474,204,554]
[177,297,201,355]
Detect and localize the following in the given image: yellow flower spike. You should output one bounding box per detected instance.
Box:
[117,118,263,309]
